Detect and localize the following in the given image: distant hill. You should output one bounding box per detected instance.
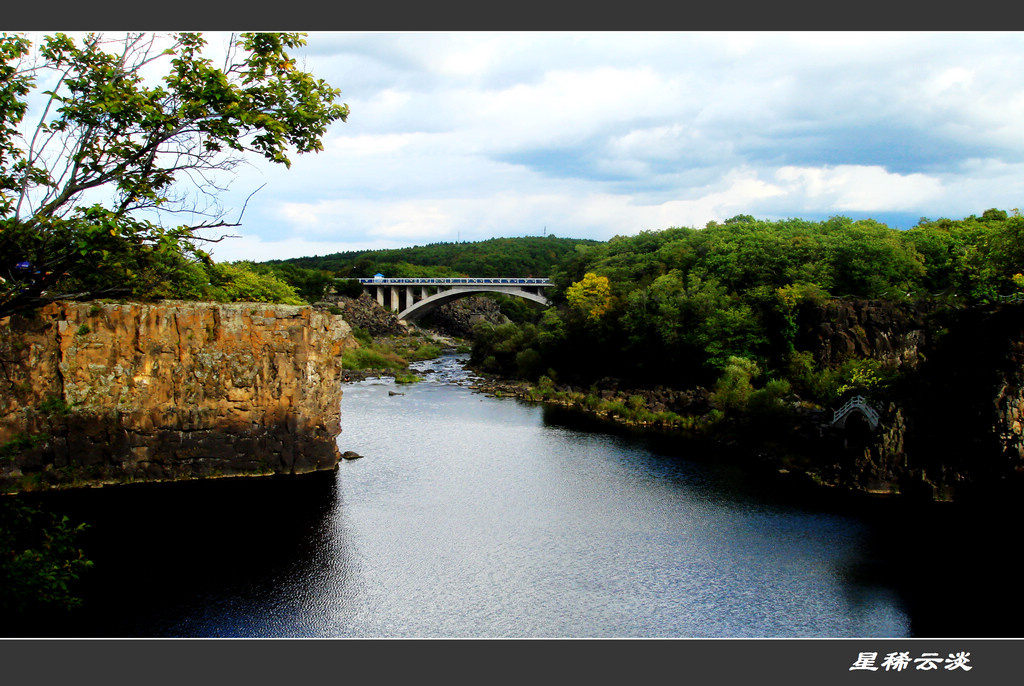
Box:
[264,235,600,278]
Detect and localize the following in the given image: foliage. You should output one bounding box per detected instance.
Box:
[350,325,373,346]
[394,373,422,384]
[257,263,335,302]
[265,235,600,279]
[0,498,93,616]
[783,351,895,406]
[399,341,442,362]
[710,356,760,411]
[746,378,793,417]
[334,277,366,298]
[204,261,304,305]
[902,209,1024,301]
[470,321,543,380]
[467,209,1022,392]
[565,272,612,322]
[0,31,348,319]
[0,432,45,461]
[340,331,444,373]
[342,345,406,371]
[833,358,892,399]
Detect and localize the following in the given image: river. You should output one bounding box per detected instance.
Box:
[10,353,1017,638]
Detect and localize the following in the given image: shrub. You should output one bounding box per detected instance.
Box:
[394,373,422,384]
[206,262,305,305]
[351,326,373,346]
[335,279,365,298]
[342,347,406,370]
[710,356,760,411]
[747,378,793,417]
[406,343,442,361]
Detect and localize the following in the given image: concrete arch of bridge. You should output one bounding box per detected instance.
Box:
[398,287,550,321]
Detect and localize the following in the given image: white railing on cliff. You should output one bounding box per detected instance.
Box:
[831,395,881,430]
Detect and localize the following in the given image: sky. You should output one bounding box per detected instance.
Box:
[17,30,1024,263]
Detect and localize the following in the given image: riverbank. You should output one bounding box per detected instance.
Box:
[338,335,885,503]
[459,361,1022,506]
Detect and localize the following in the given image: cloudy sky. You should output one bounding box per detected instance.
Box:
[20,30,1024,263]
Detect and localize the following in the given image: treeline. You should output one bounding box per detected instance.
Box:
[470,209,1024,409]
[266,235,599,279]
[4,234,596,311]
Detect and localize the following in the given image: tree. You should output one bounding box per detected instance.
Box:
[565,272,612,322]
[0,31,348,319]
[0,498,93,620]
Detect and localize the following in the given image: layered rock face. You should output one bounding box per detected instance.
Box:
[1,300,355,490]
[795,299,934,369]
[995,338,1024,463]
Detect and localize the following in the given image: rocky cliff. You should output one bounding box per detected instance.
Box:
[794,298,935,369]
[1,300,356,491]
[806,301,1024,501]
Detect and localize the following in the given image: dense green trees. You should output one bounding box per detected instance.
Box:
[904,209,1024,301]
[470,210,1024,399]
[271,235,599,279]
[1,31,348,318]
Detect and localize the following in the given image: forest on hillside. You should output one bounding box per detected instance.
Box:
[457,210,1024,405]
[266,235,599,279]
[241,208,1024,417]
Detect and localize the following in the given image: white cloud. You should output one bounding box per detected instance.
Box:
[772,165,944,211]
[327,132,418,157]
[20,30,1024,261]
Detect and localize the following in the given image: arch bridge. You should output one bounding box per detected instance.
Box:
[348,277,555,322]
[830,395,881,431]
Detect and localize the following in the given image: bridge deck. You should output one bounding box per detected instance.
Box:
[348,277,554,321]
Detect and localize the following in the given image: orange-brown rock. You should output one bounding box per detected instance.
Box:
[1,300,357,491]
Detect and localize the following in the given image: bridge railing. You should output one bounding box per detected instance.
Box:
[831,395,880,428]
[353,277,553,286]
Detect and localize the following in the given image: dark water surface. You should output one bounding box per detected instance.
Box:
[11,354,1017,638]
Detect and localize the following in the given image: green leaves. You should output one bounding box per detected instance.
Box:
[1,31,348,318]
[565,272,612,321]
[0,498,93,616]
